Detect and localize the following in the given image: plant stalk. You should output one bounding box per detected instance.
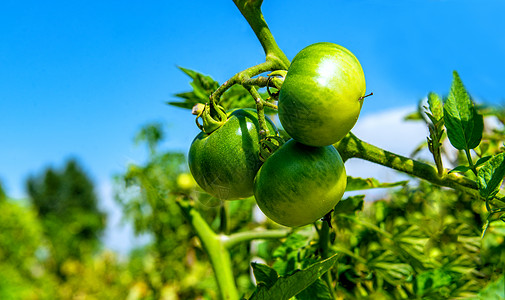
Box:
[233,0,290,69]
[317,221,337,300]
[176,199,238,300]
[335,132,482,199]
[223,229,290,249]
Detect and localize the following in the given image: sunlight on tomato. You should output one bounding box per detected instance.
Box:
[278,42,366,146]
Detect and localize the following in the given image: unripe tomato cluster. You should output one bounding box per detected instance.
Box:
[189,42,366,227]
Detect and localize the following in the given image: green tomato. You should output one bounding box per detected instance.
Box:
[253,139,347,227]
[278,42,366,146]
[189,108,277,200]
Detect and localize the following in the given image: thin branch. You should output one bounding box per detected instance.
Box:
[246,85,270,139]
[210,60,278,103]
[243,75,284,90]
[222,229,290,249]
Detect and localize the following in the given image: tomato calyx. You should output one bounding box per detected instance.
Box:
[259,135,285,162]
[321,210,333,229]
[192,103,227,134]
[266,70,287,101]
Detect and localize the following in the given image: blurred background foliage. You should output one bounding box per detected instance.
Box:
[1,93,505,299]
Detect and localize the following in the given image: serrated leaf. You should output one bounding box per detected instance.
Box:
[477,152,505,200]
[249,253,338,300]
[333,195,364,215]
[427,92,443,122]
[296,278,333,300]
[174,91,198,101]
[169,67,219,110]
[177,66,199,79]
[251,263,278,289]
[272,233,308,259]
[443,71,483,150]
[345,176,407,192]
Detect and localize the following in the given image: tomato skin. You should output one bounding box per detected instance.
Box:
[253,139,347,227]
[278,42,366,146]
[189,109,277,200]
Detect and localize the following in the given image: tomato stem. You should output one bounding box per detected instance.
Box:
[219,202,230,234]
[335,132,484,200]
[222,228,290,249]
[232,0,290,69]
[208,1,290,109]
[464,148,478,176]
[210,60,281,105]
[246,85,270,140]
[317,220,338,299]
[358,92,374,101]
[176,199,239,300]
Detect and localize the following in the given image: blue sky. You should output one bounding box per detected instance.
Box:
[1,1,504,250]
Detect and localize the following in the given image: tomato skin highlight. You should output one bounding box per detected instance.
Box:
[188,109,277,200]
[278,42,366,146]
[253,139,347,227]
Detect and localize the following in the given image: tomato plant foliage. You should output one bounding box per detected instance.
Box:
[144,2,505,299]
[164,62,505,299]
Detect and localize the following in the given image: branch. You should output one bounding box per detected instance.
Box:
[210,60,278,103]
[207,1,290,106]
[246,85,273,138]
[222,228,290,249]
[176,198,239,300]
[335,132,482,199]
[233,0,290,68]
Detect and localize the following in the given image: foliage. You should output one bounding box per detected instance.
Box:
[0,197,59,299]
[26,159,106,275]
[115,123,223,299]
[162,61,505,299]
[3,2,505,299]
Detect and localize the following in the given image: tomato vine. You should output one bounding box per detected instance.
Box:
[170,1,505,299]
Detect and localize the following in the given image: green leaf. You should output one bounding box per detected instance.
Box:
[168,67,219,110]
[443,71,483,150]
[296,278,333,300]
[345,176,407,192]
[448,165,471,174]
[249,253,338,300]
[427,92,444,122]
[251,263,278,289]
[477,152,505,200]
[415,269,454,297]
[476,155,493,167]
[333,195,364,215]
[368,251,413,285]
[478,274,505,300]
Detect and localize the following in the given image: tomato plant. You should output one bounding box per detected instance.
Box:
[278,42,366,146]
[254,139,346,227]
[188,108,277,200]
[161,1,505,299]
